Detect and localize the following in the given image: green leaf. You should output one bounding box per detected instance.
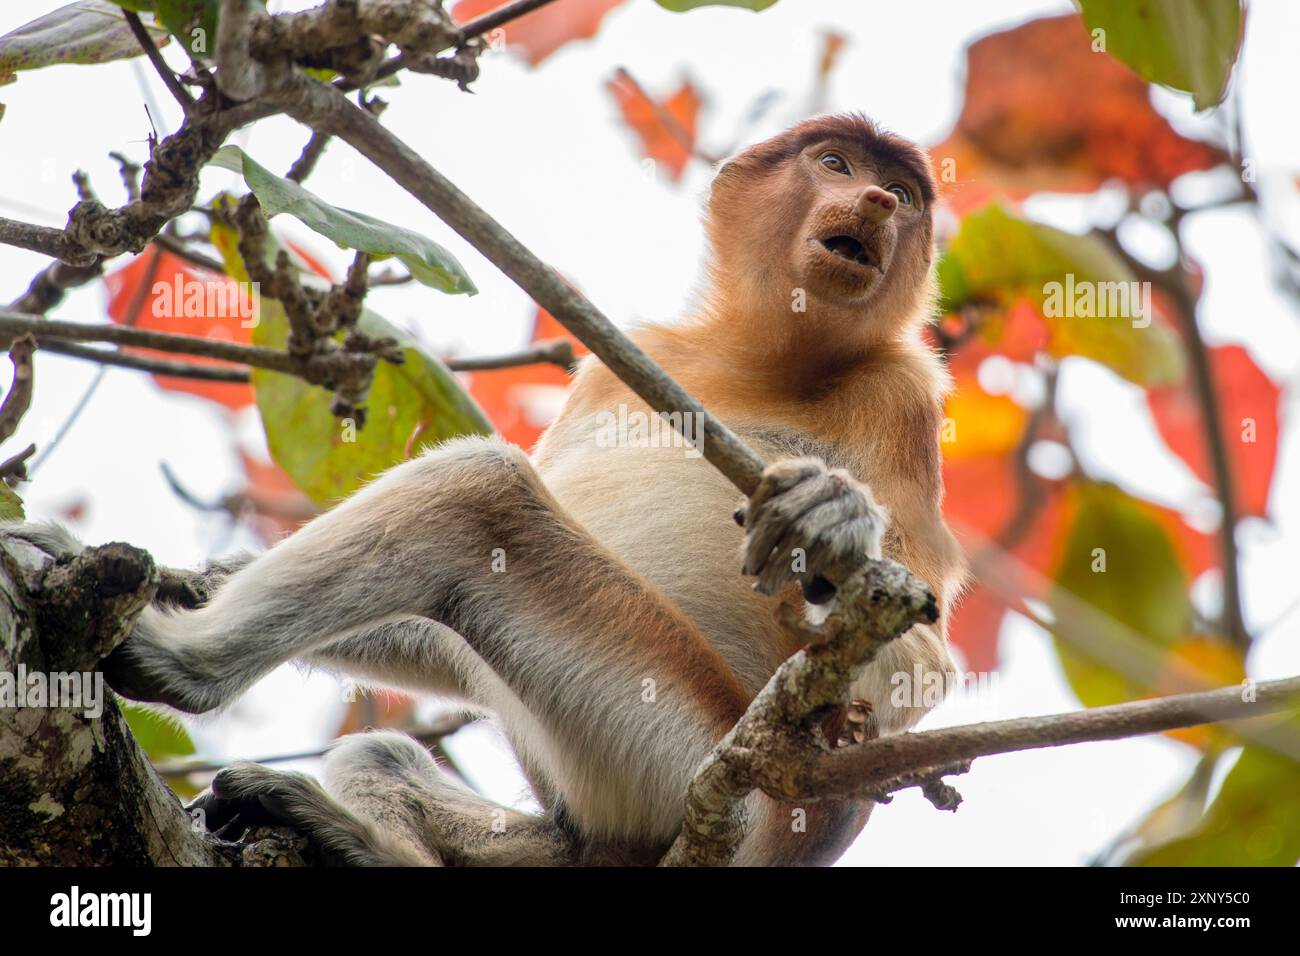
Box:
[0,1,165,72]
[122,704,194,759]
[654,0,780,10]
[122,703,199,798]
[1049,482,1194,709]
[938,204,1185,386]
[0,482,24,521]
[1130,735,1300,865]
[153,0,217,58]
[208,214,492,506]
[210,146,477,295]
[104,1,155,12]
[1076,0,1243,111]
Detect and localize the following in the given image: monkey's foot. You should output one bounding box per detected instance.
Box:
[99,637,223,714]
[201,763,426,866]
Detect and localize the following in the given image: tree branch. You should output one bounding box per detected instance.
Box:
[0,216,96,265]
[37,340,251,383]
[0,533,313,865]
[661,559,939,866]
[0,310,300,373]
[795,676,1300,802]
[447,338,576,372]
[123,9,196,115]
[1096,220,1249,646]
[457,0,560,40]
[0,335,36,444]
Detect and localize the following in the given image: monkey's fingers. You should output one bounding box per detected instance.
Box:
[762,493,875,588]
[742,467,839,579]
[745,458,824,515]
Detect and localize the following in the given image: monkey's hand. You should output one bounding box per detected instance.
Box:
[736,457,888,601]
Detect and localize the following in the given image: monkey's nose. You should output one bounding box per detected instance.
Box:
[856,185,897,224]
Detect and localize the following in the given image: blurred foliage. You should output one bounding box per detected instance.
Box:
[0,0,1291,865]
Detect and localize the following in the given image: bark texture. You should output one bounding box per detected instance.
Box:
[0,534,311,866]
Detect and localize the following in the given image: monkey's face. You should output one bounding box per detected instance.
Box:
[794,139,929,306]
[707,117,936,334]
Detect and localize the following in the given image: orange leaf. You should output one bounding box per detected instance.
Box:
[237,450,317,544]
[104,247,255,412]
[941,373,1028,462]
[467,304,586,451]
[1147,344,1281,518]
[453,0,626,66]
[947,584,1006,673]
[930,14,1227,213]
[606,68,702,182]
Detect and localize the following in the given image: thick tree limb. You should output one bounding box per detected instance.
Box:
[661,559,939,866]
[0,217,96,266]
[0,533,313,865]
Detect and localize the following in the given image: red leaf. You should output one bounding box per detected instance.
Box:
[452,0,626,66]
[104,247,255,411]
[948,584,1006,673]
[467,304,587,451]
[237,451,317,544]
[930,14,1227,213]
[1147,344,1281,518]
[606,69,702,182]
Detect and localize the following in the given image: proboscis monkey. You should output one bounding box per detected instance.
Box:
[10,114,964,866]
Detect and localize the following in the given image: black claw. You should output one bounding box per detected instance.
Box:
[733,506,746,527]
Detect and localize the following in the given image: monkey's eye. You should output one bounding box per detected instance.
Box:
[884,183,913,206]
[819,152,851,175]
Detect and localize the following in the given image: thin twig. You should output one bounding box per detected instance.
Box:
[108,151,143,202]
[0,216,96,265]
[0,442,36,482]
[124,10,196,114]
[0,335,37,444]
[151,233,229,274]
[1096,219,1249,647]
[286,131,332,183]
[27,326,578,382]
[448,338,576,372]
[152,712,480,777]
[38,340,250,383]
[458,0,559,40]
[0,311,300,375]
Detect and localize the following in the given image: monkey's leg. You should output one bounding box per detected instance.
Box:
[105,435,753,843]
[198,731,572,866]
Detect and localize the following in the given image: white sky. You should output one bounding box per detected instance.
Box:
[1,0,1297,865]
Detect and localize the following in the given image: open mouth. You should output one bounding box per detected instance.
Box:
[818,235,878,270]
